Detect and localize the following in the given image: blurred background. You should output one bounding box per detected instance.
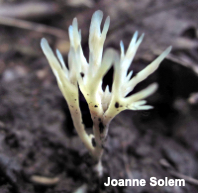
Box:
[0,0,198,193]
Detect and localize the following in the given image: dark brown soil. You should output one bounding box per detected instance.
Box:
[0,0,198,193]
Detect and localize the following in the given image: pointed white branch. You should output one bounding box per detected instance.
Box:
[41,10,172,176]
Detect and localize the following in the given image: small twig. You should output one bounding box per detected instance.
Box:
[0,16,67,38]
[160,159,198,186]
[169,170,198,186]
[30,175,60,186]
[0,2,59,19]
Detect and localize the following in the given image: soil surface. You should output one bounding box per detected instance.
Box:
[0,0,198,193]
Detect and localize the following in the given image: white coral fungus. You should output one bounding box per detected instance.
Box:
[41,10,171,175]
